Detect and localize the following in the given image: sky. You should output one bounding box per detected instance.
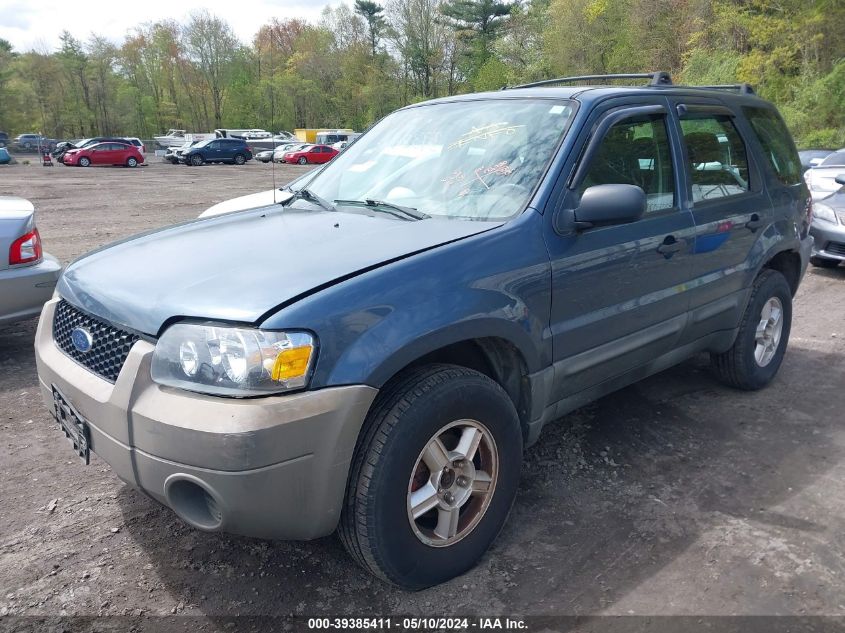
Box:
[0,0,334,52]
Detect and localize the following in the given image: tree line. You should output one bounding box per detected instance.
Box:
[0,0,843,148]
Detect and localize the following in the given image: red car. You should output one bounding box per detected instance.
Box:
[282,144,338,165]
[63,142,143,168]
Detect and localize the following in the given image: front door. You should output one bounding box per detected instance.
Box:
[545,101,696,402]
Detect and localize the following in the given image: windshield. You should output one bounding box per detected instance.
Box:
[298,98,575,221]
[820,151,845,167]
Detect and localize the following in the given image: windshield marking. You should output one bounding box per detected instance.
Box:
[447,122,526,149]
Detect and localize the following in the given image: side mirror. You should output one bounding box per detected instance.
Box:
[835,174,845,186]
[568,184,647,230]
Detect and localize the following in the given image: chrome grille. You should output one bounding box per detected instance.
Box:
[53,300,140,383]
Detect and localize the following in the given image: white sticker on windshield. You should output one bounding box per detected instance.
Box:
[549,105,566,115]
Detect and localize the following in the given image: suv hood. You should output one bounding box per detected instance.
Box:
[59,206,501,335]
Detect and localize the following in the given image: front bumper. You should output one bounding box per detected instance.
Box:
[34,298,378,539]
[0,254,61,325]
[809,220,845,261]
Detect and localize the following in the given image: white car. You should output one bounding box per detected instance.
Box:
[273,143,309,162]
[199,173,311,218]
[805,150,845,200]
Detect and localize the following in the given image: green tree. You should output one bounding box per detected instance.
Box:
[355,0,387,57]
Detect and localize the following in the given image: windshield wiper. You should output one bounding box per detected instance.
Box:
[282,187,337,213]
[334,198,429,221]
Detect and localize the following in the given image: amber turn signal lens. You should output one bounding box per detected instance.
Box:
[271,346,313,381]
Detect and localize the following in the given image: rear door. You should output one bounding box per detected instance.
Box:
[665,98,771,342]
[545,98,696,401]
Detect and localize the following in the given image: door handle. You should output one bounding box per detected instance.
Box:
[657,236,683,258]
[745,213,765,232]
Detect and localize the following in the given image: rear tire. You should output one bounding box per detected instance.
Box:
[711,269,792,390]
[233,154,246,165]
[126,157,138,167]
[810,256,839,268]
[78,157,90,167]
[190,154,204,166]
[339,365,523,590]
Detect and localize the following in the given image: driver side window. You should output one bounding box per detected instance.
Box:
[579,115,675,214]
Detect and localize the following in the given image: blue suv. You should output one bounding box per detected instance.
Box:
[180,138,253,166]
[35,72,812,589]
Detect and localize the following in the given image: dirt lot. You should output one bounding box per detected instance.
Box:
[1,161,844,630]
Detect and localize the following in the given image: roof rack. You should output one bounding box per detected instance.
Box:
[508,72,673,90]
[691,83,756,95]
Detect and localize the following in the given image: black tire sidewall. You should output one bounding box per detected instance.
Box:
[298,157,307,165]
[234,154,245,165]
[736,272,793,389]
[127,157,137,167]
[364,373,522,589]
[79,157,90,167]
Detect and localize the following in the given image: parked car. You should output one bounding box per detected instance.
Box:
[804,150,845,200]
[281,144,338,164]
[808,174,845,267]
[180,138,253,166]
[254,149,275,163]
[56,137,145,164]
[13,134,57,151]
[1,197,61,324]
[62,142,143,167]
[798,149,836,172]
[35,73,812,590]
[273,143,308,162]
[0,148,11,165]
[164,142,198,164]
[0,131,8,148]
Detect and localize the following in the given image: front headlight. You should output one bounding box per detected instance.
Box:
[814,203,838,225]
[151,323,316,396]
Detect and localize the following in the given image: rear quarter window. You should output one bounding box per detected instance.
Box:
[742,107,802,186]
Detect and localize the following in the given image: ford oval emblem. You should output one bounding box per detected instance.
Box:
[71,327,94,353]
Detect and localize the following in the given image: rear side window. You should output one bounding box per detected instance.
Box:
[742,107,801,185]
[680,116,749,203]
[579,115,675,214]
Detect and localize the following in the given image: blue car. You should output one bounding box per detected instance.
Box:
[35,72,812,589]
[0,148,11,165]
[179,138,253,166]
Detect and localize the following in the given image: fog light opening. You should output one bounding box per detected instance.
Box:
[165,476,224,531]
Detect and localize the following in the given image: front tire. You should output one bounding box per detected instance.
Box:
[711,269,792,390]
[810,256,839,268]
[298,156,307,165]
[190,154,204,166]
[339,365,523,589]
[78,157,90,167]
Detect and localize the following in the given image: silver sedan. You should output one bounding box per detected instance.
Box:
[0,197,61,324]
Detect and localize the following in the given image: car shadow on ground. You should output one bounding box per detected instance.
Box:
[110,344,844,618]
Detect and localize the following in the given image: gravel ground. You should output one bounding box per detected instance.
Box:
[0,161,844,631]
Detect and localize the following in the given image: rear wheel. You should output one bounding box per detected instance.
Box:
[233,153,246,165]
[78,157,90,167]
[298,156,308,165]
[339,365,523,589]
[810,256,839,268]
[711,269,792,390]
[126,157,138,167]
[190,154,204,166]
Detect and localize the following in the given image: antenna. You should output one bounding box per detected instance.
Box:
[270,38,278,204]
